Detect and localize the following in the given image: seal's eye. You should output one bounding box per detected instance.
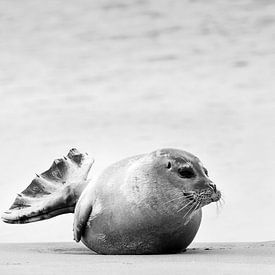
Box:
[203,168,208,177]
[178,167,195,178]
[167,162,172,169]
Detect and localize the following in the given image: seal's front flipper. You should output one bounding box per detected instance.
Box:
[73,183,95,242]
[1,149,94,224]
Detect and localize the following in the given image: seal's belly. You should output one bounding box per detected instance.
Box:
[81,210,202,255]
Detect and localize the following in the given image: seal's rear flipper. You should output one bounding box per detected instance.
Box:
[1,149,94,224]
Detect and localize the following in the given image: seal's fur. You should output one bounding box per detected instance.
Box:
[2,148,221,254]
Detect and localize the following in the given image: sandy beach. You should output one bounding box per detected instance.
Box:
[0,0,274,273]
[0,0,274,244]
[0,242,274,275]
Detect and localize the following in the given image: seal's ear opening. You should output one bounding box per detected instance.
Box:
[167,161,172,169]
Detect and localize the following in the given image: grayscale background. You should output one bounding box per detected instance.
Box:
[0,0,274,244]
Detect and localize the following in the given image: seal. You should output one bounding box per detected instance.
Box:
[2,148,221,255]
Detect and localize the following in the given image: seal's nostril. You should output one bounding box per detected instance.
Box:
[209,183,217,192]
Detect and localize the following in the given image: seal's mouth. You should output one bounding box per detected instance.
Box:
[175,187,222,225]
[198,187,221,207]
[182,187,221,208]
[211,190,221,202]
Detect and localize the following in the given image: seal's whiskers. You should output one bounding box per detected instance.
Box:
[163,194,193,205]
[216,201,220,215]
[177,199,195,213]
[216,199,224,215]
[220,195,225,206]
[181,201,199,221]
[194,201,201,212]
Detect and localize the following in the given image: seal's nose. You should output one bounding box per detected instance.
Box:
[209,183,217,192]
[195,179,215,191]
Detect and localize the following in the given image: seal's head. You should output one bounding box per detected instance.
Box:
[150,148,221,211]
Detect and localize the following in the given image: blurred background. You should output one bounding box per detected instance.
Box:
[0,0,274,243]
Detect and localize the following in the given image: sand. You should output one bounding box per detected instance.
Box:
[0,1,274,273]
[0,242,274,275]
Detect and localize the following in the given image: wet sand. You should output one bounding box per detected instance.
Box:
[0,242,274,275]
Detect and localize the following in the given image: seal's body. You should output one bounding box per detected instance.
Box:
[77,153,202,254]
[2,148,221,255]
